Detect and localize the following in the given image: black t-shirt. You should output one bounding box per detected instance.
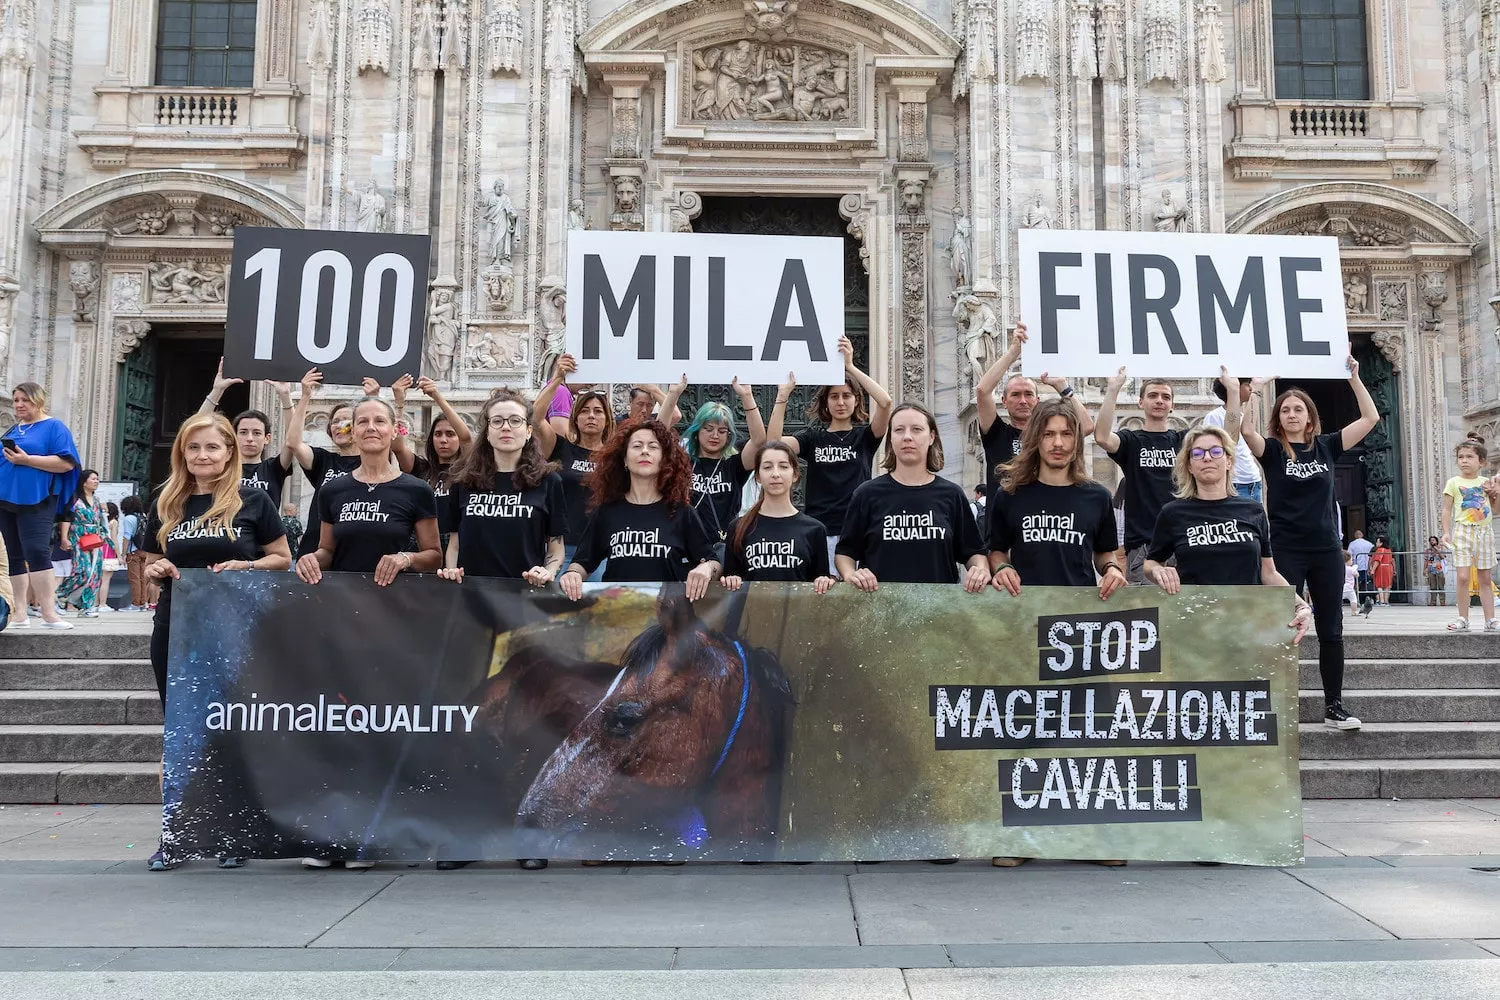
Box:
[316,473,437,573]
[411,457,458,536]
[453,471,567,579]
[549,438,600,546]
[691,455,753,539]
[989,479,1118,587]
[724,511,830,582]
[1147,496,1272,586]
[297,449,363,556]
[572,499,717,583]
[795,424,883,535]
[835,475,986,584]
[980,419,1023,489]
[142,488,286,617]
[1109,428,1185,549]
[1261,433,1345,552]
[239,457,291,508]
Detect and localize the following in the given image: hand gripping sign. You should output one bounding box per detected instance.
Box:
[224,227,433,385]
[1018,229,1349,378]
[565,230,847,386]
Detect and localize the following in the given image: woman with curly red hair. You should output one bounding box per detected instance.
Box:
[559,418,720,601]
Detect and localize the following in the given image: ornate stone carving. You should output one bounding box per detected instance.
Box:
[113,209,167,237]
[838,193,872,275]
[610,175,643,231]
[669,208,693,233]
[354,3,394,74]
[1144,0,1180,84]
[487,0,523,74]
[611,95,641,158]
[425,285,459,380]
[482,267,515,313]
[412,0,441,72]
[440,0,469,72]
[1152,189,1188,232]
[1377,282,1408,322]
[1486,0,1500,81]
[1343,273,1369,315]
[148,261,226,304]
[109,273,142,314]
[543,0,581,76]
[899,177,926,217]
[947,216,971,289]
[1015,0,1050,81]
[1197,0,1227,84]
[1419,270,1449,332]
[536,280,568,381]
[349,182,389,233]
[1372,330,1404,371]
[480,178,519,264]
[1098,0,1126,82]
[206,212,239,236]
[1070,0,1098,80]
[668,190,701,234]
[1019,192,1054,229]
[307,0,335,70]
[899,228,928,402]
[953,0,997,96]
[953,293,1000,385]
[69,262,99,323]
[113,318,151,363]
[743,1,798,40]
[898,101,927,162]
[690,41,849,122]
[0,0,36,70]
[468,326,526,371]
[0,280,18,358]
[567,199,590,231]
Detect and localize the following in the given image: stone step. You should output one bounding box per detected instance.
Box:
[1340,633,1500,661]
[0,690,162,726]
[0,659,156,691]
[1299,659,1500,690]
[1298,721,1500,760]
[1297,688,1500,724]
[1300,758,1500,799]
[0,633,150,661]
[0,762,160,804]
[0,725,162,763]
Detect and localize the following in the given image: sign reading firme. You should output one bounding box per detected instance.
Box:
[565,230,846,385]
[1018,229,1350,378]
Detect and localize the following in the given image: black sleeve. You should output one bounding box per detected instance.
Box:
[953,488,986,562]
[410,480,439,522]
[1146,503,1175,564]
[987,489,1014,554]
[1320,431,1347,463]
[1093,490,1120,553]
[794,429,815,456]
[807,520,831,578]
[833,489,870,562]
[724,517,750,577]
[316,482,337,526]
[681,505,718,565]
[544,476,567,538]
[264,456,291,493]
[1108,427,1137,466]
[1256,508,1273,558]
[249,491,286,545]
[140,501,164,555]
[571,512,604,574]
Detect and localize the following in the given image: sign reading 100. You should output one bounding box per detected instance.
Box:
[224,228,432,385]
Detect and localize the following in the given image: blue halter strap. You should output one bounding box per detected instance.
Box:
[671,639,750,850]
[710,640,750,777]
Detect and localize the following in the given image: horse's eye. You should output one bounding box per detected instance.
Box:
[605,702,646,738]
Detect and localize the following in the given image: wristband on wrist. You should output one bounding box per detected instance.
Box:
[1100,562,1124,576]
[1059,385,1075,398]
[993,562,1015,573]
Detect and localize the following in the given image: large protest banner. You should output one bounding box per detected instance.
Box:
[162,572,1303,865]
[1018,228,1349,378]
[565,230,846,386]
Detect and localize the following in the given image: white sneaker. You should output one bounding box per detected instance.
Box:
[301,857,333,868]
[344,860,375,869]
[6,616,29,629]
[37,619,75,631]
[81,609,99,618]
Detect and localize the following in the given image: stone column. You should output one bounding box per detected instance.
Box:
[955,0,998,294]
[0,0,36,376]
[534,0,583,379]
[1197,0,1228,232]
[893,75,935,409]
[304,0,338,230]
[602,71,650,232]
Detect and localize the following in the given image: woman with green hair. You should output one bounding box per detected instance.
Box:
[660,377,784,542]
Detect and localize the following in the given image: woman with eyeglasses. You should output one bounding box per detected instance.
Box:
[1143,424,1311,645]
[533,354,616,576]
[284,369,363,557]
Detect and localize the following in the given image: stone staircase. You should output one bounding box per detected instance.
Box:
[1299,632,1500,798]
[0,627,1495,804]
[0,630,160,804]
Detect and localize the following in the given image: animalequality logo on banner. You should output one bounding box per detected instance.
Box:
[161,573,1304,866]
[1018,229,1350,378]
[564,230,846,386]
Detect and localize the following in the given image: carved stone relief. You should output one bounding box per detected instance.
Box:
[1015,0,1049,82]
[1070,0,1098,79]
[952,0,997,96]
[348,182,389,233]
[838,193,872,275]
[307,0,335,70]
[412,1,441,72]
[1197,0,1227,84]
[113,319,151,363]
[112,209,167,237]
[69,262,99,322]
[109,273,142,314]
[482,267,516,313]
[953,293,999,385]
[611,174,643,231]
[690,41,850,122]
[898,101,928,162]
[147,261,225,304]
[1152,189,1188,232]
[425,285,459,380]
[744,1,799,40]
[1377,282,1409,322]
[1419,270,1449,332]
[1019,193,1054,230]
[1343,272,1370,315]
[354,3,394,74]
[468,326,527,371]
[1144,0,1180,84]
[1098,0,1126,81]
[488,0,523,74]
[439,0,469,71]
[1372,330,1404,371]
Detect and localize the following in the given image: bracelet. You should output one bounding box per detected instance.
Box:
[993,562,1015,573]
[1059,385,1075,398]
[1100,562,1124,576]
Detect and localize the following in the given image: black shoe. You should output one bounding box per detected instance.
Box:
[518,858,547,870]
[435,860,474,870]
[1324,702,1362,731]
[217,856,245,869]
[927,859,960,865]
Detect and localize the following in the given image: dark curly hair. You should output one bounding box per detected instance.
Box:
[452,390,558,491]
[584,417,693,513]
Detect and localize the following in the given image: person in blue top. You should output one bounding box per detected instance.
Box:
[0,382,82,630]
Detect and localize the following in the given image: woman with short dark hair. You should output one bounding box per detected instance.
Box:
[0,382,82,629]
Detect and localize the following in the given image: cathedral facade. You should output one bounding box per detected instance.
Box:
[0,0,1498,559]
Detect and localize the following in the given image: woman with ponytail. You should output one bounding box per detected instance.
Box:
[140,412,291,871]
[720,440,835,593]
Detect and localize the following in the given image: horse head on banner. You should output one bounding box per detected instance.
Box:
[516,591,793,860]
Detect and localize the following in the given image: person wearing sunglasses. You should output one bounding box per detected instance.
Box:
[1143,424,1312,647]
[532,354,616,578]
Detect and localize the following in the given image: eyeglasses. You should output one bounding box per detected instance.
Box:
[1189,446,1227,460]
[488,415,529,429]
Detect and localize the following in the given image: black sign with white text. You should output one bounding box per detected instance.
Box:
[224,227,431,385]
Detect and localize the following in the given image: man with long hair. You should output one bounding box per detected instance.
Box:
[988,398,1126,602]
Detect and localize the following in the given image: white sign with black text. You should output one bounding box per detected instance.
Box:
[565,230,846,385]
[1018,229,1349,378]
[224,227,432,386]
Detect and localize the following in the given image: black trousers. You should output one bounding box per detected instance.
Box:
[1272,546,1345,706]
[150,615,168,704]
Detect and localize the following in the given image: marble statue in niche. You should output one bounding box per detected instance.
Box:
[148,261,225,304]
[350,182,388,233]
[948,216,971,290]
[1019,193,1054,229]
[1343,273,1369,315]
[1152,189,1188,232]
[953,293,1000,383]
[480,178,519,265]
[567,199,590,230]
[691,41,850,122]
[426,287,460,380]
[69,262,99,323]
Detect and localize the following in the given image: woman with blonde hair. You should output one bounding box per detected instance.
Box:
[0,381,82,629]
[1143,423,1310,645]
[139,412,292,871]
